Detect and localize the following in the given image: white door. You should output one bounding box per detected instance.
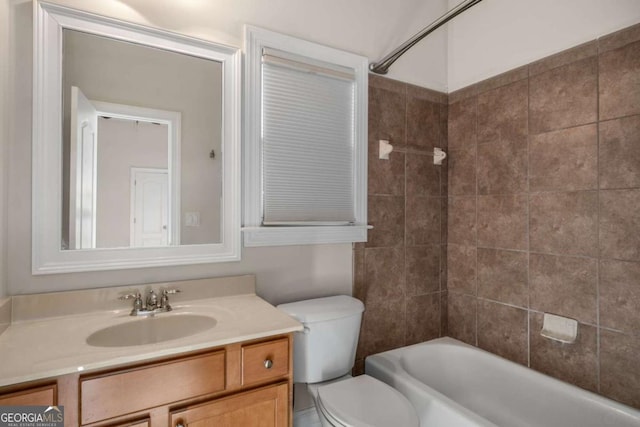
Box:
[131,168,169,247]
[69,86,98,249]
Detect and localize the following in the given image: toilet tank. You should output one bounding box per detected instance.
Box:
[277,295,364,384]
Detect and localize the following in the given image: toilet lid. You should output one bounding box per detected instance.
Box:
[317,375,419,427]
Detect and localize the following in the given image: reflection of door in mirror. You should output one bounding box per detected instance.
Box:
[68,90,176,250]
[69,86,98,249]
[131,168,169,247]
[67,100,176,249]
[61,29,223,250]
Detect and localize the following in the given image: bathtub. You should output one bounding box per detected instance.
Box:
[365,337,640,427]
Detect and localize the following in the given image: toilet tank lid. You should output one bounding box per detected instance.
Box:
[277,295,364,323]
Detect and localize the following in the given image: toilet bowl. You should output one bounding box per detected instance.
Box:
[277,296,418,427]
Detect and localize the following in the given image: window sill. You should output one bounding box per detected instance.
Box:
[242,225,369,247]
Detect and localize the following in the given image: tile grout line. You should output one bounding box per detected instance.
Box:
[595,39,601,394]
[526,69,532,368]
[402,83,409,346]
[361,242,369,362]
[474,94,479,347]
[438,101,444,338]
[403,82,408,347]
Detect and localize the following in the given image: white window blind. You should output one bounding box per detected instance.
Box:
[261,48,356,225]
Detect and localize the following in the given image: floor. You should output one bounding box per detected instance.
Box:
[293,407,322,427]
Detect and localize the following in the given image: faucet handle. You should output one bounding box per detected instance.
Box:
[119,292,143,315]
[159,288,180,310]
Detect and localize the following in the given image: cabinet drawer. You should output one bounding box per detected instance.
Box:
[0,384,56,406]
[80,350,225,425]
[242,338,289,386]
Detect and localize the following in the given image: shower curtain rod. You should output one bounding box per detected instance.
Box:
[369,0,483,74]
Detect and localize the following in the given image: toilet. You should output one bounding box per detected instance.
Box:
[278,295,418,427]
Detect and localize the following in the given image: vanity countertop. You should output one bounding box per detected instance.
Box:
[0,278,303,387]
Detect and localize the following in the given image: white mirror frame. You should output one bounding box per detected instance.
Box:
[32,1,241,274]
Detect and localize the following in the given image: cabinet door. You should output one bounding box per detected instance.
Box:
[170,383,288,427]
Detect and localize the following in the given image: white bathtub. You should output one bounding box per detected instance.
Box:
[365,337,640,427]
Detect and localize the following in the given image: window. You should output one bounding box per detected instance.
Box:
[243,26,368,246]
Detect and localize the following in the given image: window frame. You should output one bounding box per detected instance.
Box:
[243,26,368,247]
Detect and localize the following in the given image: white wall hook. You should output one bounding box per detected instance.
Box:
[379,139,393,160]
[433,147,447,165]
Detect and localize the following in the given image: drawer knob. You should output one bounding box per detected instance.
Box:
[176,423,185,427]
[264,359,274,369]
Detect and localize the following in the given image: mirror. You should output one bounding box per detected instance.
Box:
[33,2,241,274]
[62,29,222,249]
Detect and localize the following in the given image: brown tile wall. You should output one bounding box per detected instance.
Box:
[446,23,640,408]
[353,74,448,374]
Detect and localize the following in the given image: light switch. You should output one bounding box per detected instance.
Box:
[185,212,201,227]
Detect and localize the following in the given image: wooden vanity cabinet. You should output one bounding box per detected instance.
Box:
[0,334,293,427]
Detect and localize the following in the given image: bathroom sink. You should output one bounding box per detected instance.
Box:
[86,314,217,347]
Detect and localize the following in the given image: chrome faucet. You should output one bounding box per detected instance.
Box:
[119,288,181,316]
[146,289,158,310]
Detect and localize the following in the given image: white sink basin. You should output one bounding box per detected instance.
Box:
[86,314,217,347]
